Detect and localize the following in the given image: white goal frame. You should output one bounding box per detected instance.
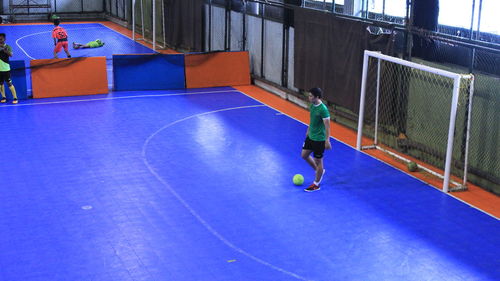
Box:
[356,51,475,193]
[132,0,166,51]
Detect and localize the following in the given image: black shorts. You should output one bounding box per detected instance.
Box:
[302,136,325,159]
[0,71,11,84]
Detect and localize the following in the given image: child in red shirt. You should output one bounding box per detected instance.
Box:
[52,19,71,59]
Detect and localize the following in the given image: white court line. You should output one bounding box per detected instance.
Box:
[15,27,103,60]
[233,89,499,220]
[4,84,494,221]
[15,22,156,60]
[14,23,156,96]
[0,89,239,108]
[95,23,157,53]
[142,105,310,281]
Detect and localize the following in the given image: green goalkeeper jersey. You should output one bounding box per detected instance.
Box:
[87,40,105,48]
[0,44,12,71]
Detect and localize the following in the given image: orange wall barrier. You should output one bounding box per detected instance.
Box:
[31,57,108,98]
[185,51,251,88]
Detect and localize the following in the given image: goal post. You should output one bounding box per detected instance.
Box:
[132,0,166,50]
[356,50,475,192]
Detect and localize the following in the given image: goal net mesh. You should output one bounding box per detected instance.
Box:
[359,54,473,190]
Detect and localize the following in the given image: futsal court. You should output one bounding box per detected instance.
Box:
[0,22,499,281]
[2,22,155,95]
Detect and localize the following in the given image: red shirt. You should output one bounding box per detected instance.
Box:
[52,26,68,40]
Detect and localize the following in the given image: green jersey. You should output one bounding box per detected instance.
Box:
[308,102,330,141]
[0,44,12,72]
[87,40,105,48]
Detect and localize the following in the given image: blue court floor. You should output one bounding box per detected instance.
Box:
[0,22,155,93]
[0,88,498,281]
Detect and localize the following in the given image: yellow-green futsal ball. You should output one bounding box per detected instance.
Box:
[407,161,418,172]
[293,174,304,185]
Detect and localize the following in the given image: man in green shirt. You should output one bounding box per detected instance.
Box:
[73,39,105,49]
[301,87,331,192]
[0,33,18,104]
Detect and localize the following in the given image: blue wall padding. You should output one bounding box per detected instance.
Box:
[7,60,28,100]
[113,54,186,91]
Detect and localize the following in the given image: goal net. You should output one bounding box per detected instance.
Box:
[131,0,165,50]
[356,51,475,192]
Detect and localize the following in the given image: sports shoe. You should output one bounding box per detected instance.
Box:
[12,98,18,104]
[0,98,6,103]
[304,183,320,192]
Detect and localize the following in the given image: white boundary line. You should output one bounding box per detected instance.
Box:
[15,22,156,60]
[13,23,156,94]
[142,105,310,281]
[1,87,497,221]
[232,89,499,221]
[1,90,310,279]
[15,26,103,60]
[95,23,156,53]
[0,89,238,108]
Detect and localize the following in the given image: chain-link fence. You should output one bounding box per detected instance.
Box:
[209,4,226,51]
[7,0,105,21]
[106,0,127,20]
[127,0,167,49]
